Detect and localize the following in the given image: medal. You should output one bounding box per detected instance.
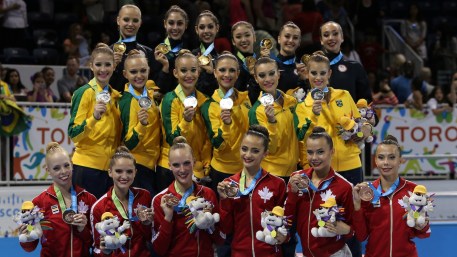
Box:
[260,93,274,106]
[260,38,273,50]
[138,97,152,109]
[96,91,111,104]
[271,230,277,238]
[155,43,170,54]
[318,220,326,227]
[220,98,233,110]
[165,194,180,207]
[113,42,126,54]
[225,182,239,198]
[198,55,211,66]
[413,212,420,219]
[359,186,374,201]
[63,209,76,224]
[296,175,310,190]
[245,56,256,73]
[301,54,310,64]
[310,88,325,100]
[183,96,198,108]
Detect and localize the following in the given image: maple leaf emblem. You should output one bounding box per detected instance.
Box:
[258,186,273,203]
[78,200,89,214]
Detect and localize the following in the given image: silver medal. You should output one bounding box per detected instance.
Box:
[183,96,198,108]
[220,98,234,110]
[260,93,274,106]
[310,88,325,100]
[138,97,152,109]
[96,91,111,104]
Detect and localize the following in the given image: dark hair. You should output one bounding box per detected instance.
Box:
[67,56,80,64]
[231,21,255,36]
[90,43,114,64]
[377,135,402,157]
[254,56,278,74]
[170,136,194,156]
[164,5,188,24]
[196,10,219,25]
[41,66,54,75]
[307,126,333,149]
[4,68,26,91]
[109,146,136,169]
[279,21,301,35]
[31,72,44,83]
[245,124,270,151]
[411,77,423,91]
[215,51,239,69]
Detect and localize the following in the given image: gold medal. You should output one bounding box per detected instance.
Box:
[155,43,170,54]
[198,55,211,66]
[113,42,126,54]
[301,54,310,65]
[271,230,277,238]
[318,220,326,227]
[413,212,420,219]
[27,224,33,232]
[260,38,273,50]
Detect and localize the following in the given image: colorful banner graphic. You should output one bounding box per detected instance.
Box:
[373,107,457,177]
[13,105,73,180]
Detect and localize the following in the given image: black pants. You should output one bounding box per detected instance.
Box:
[209,166,233,199]
[340,167,363,257]
[72,165,113,199]
[132,163,155,197]
[154,166,175,194]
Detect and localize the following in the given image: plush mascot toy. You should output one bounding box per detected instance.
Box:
[311,198,339,238]
[356,99,374,122]
[95,212,130,254]
[401,185,434,228]
[185,196,220,234]
[337,116,372,150]
[256,206,288,245]
[13,201,44,243]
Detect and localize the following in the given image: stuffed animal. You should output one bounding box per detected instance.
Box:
[293,88,307,102]
[256,206,288,245]
[401,185,434,228]
[95,212,130,254]
[311,198,338,237]
[337,116,372,150]
[356,99,374,122]
[185,196,220,234]
[13,201,44,243]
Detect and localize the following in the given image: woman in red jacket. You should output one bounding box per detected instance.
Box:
[19,142,97,257]
[152,136,223,257]
[90,146,153,257]
[285,126,355,257]
[352,135,431,257]
[217,124,287,257]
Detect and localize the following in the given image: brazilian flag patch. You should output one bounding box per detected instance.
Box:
[336,100,343,107]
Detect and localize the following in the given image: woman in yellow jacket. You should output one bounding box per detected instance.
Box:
[201,52,251,193]
[157,50,211,192]
[119,49,161,195]
[248,57,309,184]
[296,51,372,183]
[68,43,121,199]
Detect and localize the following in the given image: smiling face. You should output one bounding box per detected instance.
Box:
[320,22,344,54]
[164,12,187,40]
[169,148,194,188]
[240,134,268,172]
[254,62,279,95]
[375,144,402,179]
[109,157,136,192]
[306,137,334,174]
[214,58,239,91]
[307,61,331,90]
[173,56,199,92]
[232,25,255,53]
[123,57,149,90]
[47,151,73,189]
[117,6,142,38]
[278,26,301,56]
[195,16,219,44]
[90,53,114,86]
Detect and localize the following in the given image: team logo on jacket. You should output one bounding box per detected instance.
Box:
[336,100,343,107]
[338,64,347,72]
[51,204,59,214]
[258,186,273,203]
[78,200,89,214]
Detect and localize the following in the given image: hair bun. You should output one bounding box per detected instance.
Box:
[95,42,110,50]
[312,50,325,57]
[173,136,188,145]
[116,146,130,154]
[46,142,60,153]
[312,126,326,134]
[384,135,398,144]
[127,49,144,56]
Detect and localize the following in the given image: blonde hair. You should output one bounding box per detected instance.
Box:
[45,142,70,163]
[90,43,114,64]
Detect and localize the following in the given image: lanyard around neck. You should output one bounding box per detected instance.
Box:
[200,43,215,56]
[329,52,343,66]
[54,185,77,213]
[165,37,182,53]
[112,188,137,221]
[368,177,400,204]
[239,168,262,196]
[217,88,234,99]
[300,173,333,193]
[174,182,194,212]
[119,35,136,43]
[128,84,147,100]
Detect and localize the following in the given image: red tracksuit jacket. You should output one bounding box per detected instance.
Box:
[284,168,355,257]
[90,187,152,257]
[219,169,287,257]
[152,182,224,257]
[20,185,97,257]
[352,177,431,257]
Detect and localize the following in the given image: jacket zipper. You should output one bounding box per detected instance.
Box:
[197,230,200,257]
[71,226,73,257]
[307,192,315,257]
[250,192,255,257]
[389,197,393,257]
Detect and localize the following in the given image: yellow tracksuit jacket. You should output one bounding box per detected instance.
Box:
[248,91,300,177]
[296,87,361,172]
[158,86,211,178]
[119,83,161,169]
[201,89,251,174]
[68,78,121,171]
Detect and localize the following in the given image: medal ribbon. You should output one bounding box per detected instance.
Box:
[217,88,234,99]
[239,168,262,196]
[329,52,343,66]
[128,84,148,100]
[237,51,256,72]
[368,177,400,205]
[165,37,183,53]
[112,188,137,221]
[200,43,215,57]
[271,54,296,65]
[299,173,333,193]
[174,182,194,212]
[54,185,77,214]
[119,35,136,43]
[175,84,196,103]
